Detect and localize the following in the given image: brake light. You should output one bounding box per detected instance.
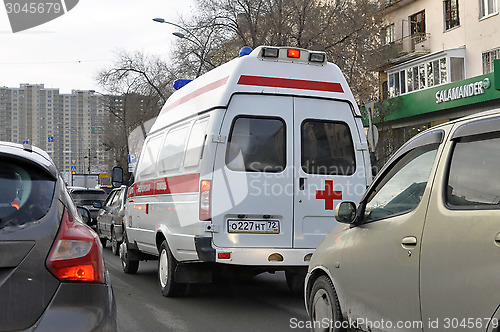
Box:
[46,208,105,283]
[287,49,301,58]
[199,180,211,221]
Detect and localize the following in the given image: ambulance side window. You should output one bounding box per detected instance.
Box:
[301,120,355,175]
[184,118,209,168]
[226,116,286,173]
[158,124,190,174]
[135,134,163,181]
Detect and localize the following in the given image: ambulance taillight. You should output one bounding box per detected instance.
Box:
[199,180,211,221]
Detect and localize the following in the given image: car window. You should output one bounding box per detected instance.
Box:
[184,118,209,168]
[158,124,190,174]
[110,190,121,207]
[226,116,286,172]
[69,190,107,206]
[120,188,128,206]
[301,120,355,175]
[0,159,56,229]
[446,132,500,208]
[362,144,439,223]
[136,134,163,180]
[104,191,117,207]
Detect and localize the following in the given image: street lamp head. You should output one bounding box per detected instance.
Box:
[152,18,165,23]
[172,32,185,39]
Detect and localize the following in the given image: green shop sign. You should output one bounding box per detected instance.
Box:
[371,60,500,124]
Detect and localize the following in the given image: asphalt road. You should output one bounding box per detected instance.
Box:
[103,246,309,332]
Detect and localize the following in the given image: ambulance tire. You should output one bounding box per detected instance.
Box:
[285,270,306,296]
[158,240,186,297]
[120,233,139,274]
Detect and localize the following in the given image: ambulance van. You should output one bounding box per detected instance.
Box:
[117,46,371,297]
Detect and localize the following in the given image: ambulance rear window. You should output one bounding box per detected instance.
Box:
[226,116,285,172]
[301,120,356,175]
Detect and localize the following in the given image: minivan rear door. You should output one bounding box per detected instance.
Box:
[293,97,366,248]
[212,94,294,248]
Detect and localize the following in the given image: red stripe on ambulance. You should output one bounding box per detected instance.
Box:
[128,173,201,198]
[237,75,344,93]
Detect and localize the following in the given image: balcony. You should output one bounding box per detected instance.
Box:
[383,0,418,13]
[373,33,431,71]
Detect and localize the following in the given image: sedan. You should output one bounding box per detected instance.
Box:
[97,185,128,255]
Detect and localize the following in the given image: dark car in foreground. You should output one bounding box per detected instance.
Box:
[0,141,116,332]
[68,187,108,230]
[97,185,128,255]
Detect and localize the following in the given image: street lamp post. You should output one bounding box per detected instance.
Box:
[152,18,215,77]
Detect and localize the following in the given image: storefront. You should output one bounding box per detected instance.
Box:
[370,59,500,166]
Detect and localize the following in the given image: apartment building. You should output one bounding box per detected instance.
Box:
[0,84,117,176]
[373,0,500,162]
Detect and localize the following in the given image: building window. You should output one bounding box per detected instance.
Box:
[410,10,426,37]
[482,47,500,74]
[384,24,395,45]
[480,0,498,18]
[444,0,460,30]
[388,57,456,97]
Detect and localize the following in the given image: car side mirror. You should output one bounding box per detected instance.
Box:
[77,206,91,225]
[112,167,123,188]
[335,201,357,224]
[93,202,102,209]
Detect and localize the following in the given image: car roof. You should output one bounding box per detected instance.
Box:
[430,108,500,130]
[0,141,58,179]
[69,188,106,194]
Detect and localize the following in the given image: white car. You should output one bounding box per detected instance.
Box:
[305,109,500,332]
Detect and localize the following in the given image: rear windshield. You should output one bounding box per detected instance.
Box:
[70,190,107,205]
[0,159,56,229]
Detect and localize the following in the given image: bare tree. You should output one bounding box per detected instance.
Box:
[174,0,383,102]
[96,51,174,174]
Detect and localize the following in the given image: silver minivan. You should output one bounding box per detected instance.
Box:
[305,109,500,332]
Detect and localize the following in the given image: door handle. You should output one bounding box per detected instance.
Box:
[495,233,500,246]
[401,236,417,249]
[299,178,306,190]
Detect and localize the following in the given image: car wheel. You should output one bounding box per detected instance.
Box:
[308,275,344,332]
[158,240,186,297]
[111,228,120,256]
[120,233,139,274]
[285,270,305,295]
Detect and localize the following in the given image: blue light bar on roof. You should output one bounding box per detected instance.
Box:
[174,79,193,90]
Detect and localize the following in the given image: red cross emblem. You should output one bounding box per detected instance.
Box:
[316,180,343,210]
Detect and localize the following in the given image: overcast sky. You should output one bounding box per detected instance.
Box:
[0,0,195,93]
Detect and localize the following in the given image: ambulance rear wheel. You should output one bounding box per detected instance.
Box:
[158,240,186,297]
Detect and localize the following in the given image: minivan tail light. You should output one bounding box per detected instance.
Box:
[199,180,211,221]
[46,208,105,283]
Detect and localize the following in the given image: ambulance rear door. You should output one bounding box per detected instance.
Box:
[293,97,366,248]
[211,94,294,248]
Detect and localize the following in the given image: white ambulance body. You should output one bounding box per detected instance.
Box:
[120,46,371,296]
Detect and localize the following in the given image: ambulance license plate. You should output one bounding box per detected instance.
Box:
[227,220,280,234]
